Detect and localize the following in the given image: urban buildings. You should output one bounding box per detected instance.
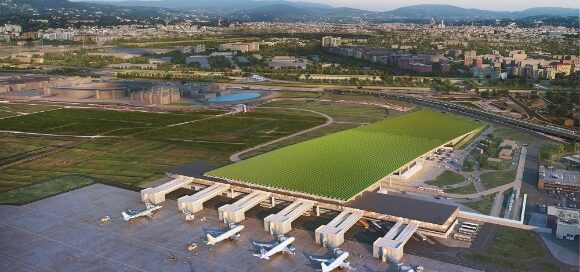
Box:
[321,36,341,47]
[218,42,260,53]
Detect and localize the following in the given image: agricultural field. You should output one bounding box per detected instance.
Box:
[0,107,219,136]
[0,106,327,192]
[136,108,326,152]
[207,108,484,200]
[0,134,72,159]
[0,175,94,204]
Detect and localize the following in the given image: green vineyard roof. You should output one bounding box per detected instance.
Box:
[207,108,483,201]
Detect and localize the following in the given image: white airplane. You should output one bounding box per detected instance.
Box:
[122,202,162,221]
[205,222,244,246]
[310,248,356,272]
[252,235,296,259]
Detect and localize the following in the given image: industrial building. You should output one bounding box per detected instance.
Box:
[218,42,260,53]
[0,74,91,95]
[547,206,580,240]
[0,75,238,105]
[267,56,310,69]
[538,165,580,193]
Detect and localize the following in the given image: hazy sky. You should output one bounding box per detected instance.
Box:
[304,0,580,11]
[87,0,580,11]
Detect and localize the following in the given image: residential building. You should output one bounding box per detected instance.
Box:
[321,36,341,47]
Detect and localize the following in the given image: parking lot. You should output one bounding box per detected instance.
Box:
[0,184,477,272]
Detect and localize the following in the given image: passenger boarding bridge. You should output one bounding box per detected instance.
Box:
[219,191,271,223]
[315,209,363,247]
[264,200,314,235]
[141,176,193,204]
[373,220,418,261]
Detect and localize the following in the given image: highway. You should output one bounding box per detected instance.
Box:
[377,92,578,141]
[321,88,576,141]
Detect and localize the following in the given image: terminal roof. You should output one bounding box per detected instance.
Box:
[346,191,458,225]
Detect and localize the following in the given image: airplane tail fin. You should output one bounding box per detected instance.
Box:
[260,248,268,259]
[321,262,331,272]
[206,233,216,245]
[344,262,356,271]
[122,212,131,221]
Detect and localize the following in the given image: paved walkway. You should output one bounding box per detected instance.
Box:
[229,107,334,162]
[490,192,504,217]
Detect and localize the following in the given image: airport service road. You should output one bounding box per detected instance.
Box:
[0,184,477,272]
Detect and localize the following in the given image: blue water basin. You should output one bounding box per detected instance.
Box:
[208,92,262,103]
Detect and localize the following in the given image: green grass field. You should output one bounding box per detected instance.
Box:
[464,195,495,214]
[464,227,548,272]
[208,108,484,200]
[262,100,391,123]
[444,183,478,194]
[0,175,94,204]
[0,103,60,114]
[481,169,516,189]
[425,170,465,187]
[493,127,532,144]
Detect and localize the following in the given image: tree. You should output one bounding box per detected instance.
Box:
[463,159,474,172]
[539,149,552,162]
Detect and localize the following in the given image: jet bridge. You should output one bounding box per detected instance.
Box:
[315,209,363,247]
[140,176,193,204]
[177,183,230,213]
[264,199,314,235]
[373,220,418,261]
[218,191,271,223]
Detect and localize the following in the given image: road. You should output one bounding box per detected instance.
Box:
[490,192,504,217]
[229,107,334,162]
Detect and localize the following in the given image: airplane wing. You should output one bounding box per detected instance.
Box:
[309,256,330,263]
[339,262,356,271]
[282,247,294,254]
[206,230,224,237]
[252,241,273,248]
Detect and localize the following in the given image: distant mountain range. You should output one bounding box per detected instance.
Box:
[6,0,579,25]
[87,0,333,10]
[382,4,579,19]
[82,1,578,20]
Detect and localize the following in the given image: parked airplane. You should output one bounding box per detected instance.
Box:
[310,248,356,272]
[205,222,244,245]
[122,202,162,221]
[252,235,296,259]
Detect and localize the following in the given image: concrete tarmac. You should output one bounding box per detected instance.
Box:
[0,184,477,272]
